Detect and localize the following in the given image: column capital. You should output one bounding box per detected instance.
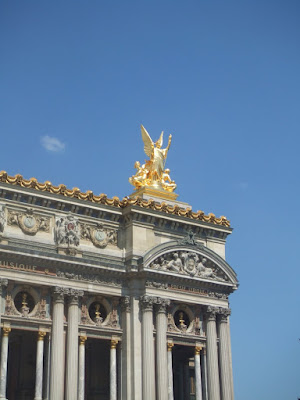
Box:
[206,305,219,321]
[120,296,131,312]
[52,286,68,303]
[2,326,11,336]
[111,339,118,349]
[195,345,202,356]
[79,335,87,345]
[140,295,155,311]
[67,289,84,305]
[38,330,46,341]
[218,307,231,322]
[155,297,170,313]
[167,342,174,352]
[0,279,8,294]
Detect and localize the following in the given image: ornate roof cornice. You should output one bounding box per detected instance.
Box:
[0,171,230,227]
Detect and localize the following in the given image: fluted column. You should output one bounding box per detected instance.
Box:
[218,308,233,400]
[49,287,66,400]
[206,306,221,400]
[42,334,51,400]
[0,326,11,400]
[0,280,8,343]
[156,298,170,400]
[78,335,87,400]
[200,348,208,400]
[34,331,46,400]
[120,296,131,400]
[167,343,174,400]
[195,346,203,400]
[65,289,83,400]
[110,339,118,400]
[140,295,155,400]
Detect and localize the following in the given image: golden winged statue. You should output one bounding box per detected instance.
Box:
[129,125,177,193]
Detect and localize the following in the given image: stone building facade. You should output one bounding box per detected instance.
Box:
[0,171,238,400]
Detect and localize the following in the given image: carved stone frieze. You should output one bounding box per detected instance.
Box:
[54,214,80,247]
[149,251,228,282]
[56,269,122,287]
[145,280,168,289]
[8,208,50,235]
[0,204,6,233]
[208,291,229,300]
[81,223,117,248]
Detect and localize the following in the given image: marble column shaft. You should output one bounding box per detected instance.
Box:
[78,335,87,400]
[195,347,203,400]
[167,343,174,400]
[0,327,10,400]
[156,298,170,400]
[0,281,8,343]
[34,331,46,400]
[206,307,221,400]
[65,290,82,400]
[49,288,65,400]
[218,309,233,400]
[110,340,118,400]
[141,296,155,400]
[200,348,208,400]
[121,296,131,400]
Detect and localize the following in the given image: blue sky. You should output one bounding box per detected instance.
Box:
[1,1,300,398]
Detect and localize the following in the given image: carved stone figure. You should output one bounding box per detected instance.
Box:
[55,214,80,247]
[0,204,6,233]
[149,250,226,281]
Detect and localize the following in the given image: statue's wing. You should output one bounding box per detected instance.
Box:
[156,131,164,148]
[141,125,153,157]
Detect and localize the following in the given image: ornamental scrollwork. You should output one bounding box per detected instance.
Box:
[7,208,50,235]
[149,251,228,281]
[81,223,117,248]
[54,214,80,247]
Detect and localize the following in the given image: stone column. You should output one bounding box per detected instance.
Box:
[42,334,51,400]
[0,281,8,342]
[120,296,131,400]
[49,287,66,400]
[218,308,233,400]
[110,339,118,400]
[34,331,46,400]
[0,326,11,400]
[78,335,87,400]
[200,348,208,400]
[194,346,203,400]
[206,306,221,400]
[156,298,170,400]
[65,289,83,400]
[167,343,174,400]
[140,295,155,400]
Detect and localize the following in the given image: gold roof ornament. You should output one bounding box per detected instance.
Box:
[129,125,178,200]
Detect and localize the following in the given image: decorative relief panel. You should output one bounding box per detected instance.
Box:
[149,251,228,282]
[167,304,204,336]
[54,214,80,246]
[81,223,117,248]
[0,204,6,233]
[56,269,122,287]
[80,296,119,329]
[4,285,49,320]
[8,208,50,235]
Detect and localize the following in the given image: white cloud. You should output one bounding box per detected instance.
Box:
[41,136,65,152]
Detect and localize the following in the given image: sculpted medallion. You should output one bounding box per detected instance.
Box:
[8,208,50,235]
[81,223,117,248]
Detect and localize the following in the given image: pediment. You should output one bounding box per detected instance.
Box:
[141,240,238,287]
